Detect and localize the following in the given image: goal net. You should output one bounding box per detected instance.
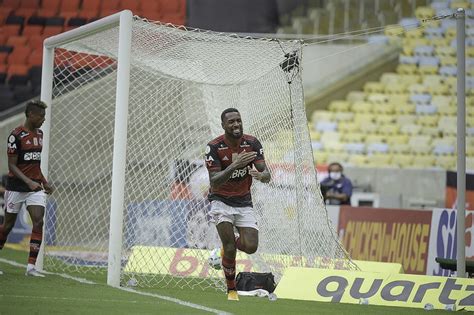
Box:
[43,13,355,290]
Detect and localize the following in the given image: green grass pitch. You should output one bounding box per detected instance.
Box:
[0,248,449,314]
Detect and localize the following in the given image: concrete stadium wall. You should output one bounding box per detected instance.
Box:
[344,167,447,209]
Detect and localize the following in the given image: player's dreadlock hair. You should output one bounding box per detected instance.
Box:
[25,100,47,117]
[221,108,239,122]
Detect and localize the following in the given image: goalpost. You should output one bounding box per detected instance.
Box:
[39,10,355,289]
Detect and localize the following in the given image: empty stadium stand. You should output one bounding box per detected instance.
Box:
[0,0,186,113]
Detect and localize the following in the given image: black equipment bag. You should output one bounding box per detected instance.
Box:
[236,272,276,293]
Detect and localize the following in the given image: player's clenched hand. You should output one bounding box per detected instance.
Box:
[232,151,257,169]
[43,183,54,194]
[27,180,42,192]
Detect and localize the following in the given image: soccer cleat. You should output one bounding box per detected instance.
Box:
[0,270,3,275]
[25,268,45,277]
[227,290,239,301]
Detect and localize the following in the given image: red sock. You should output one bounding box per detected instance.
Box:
[222,256,236,291]
[235,237,245,251]
[28,228,42,265]
[0,225,7,250]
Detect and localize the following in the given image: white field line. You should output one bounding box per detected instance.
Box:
[0,258,232,315]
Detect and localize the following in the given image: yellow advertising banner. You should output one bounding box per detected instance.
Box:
[124,246,403,278]
[275,267,474,311]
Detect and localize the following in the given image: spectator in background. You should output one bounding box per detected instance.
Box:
[321,162,353,205]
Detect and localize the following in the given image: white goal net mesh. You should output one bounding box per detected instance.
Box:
[44,15,355,290]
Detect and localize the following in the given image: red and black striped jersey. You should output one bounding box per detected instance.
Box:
[6,126,46,192]
[205,134,265,207]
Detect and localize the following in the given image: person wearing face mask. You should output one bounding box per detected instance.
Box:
[320,162,353,205]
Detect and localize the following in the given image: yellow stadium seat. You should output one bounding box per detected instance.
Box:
[314,151,328,165]
[384,83,408,94]
[323,141,345,152]
[400,124,422,135]
[375,114,396,125]
[397,114,417,125]
[397,64,418,74]
[333,111,354,122]
[327,153,349,164]
[409,135,432,147]
[404,38,430,47]
[411,155,436,168]
[347,154,368,166]
[329,100,351,112]
[468,116,474,127]
[415,6,435,20]
[416,115,439,127]
[346,91,366,103]
[364,82,385,94]
[428,83,449,95]
[409,83,429,94]
[310,131,321,140]
[320,132,341,144]
[395,104,416,114]
[367,93,389,104]
[367,154,393,167]
[338,122,360,133]
[391,143,411,154]
[373,103,395,115]
[437,105,457,116]
[435,46,456,57]
[392,154,415,168]
[379,124,400,135]
[468,107,474,117]
[352,101,373,113]
[419,65,439,75]
[436,155,456,170]
[405,28,424,38]
[450,0,469,9]
[341,132,366,142]
[468,47,474,58]
[432,95,454,108]
[402,45,415,56]
[387,94,410,106]
[430,38,450,47]
[468,146,474,157]
[387,134,409,145]
[440,56,457,67]
[384,25,404,37]
[354,113,376,124]
[409,143,432,156]
[445,27,457,39]
[423,75,444,86]
[400,74,421,85]
[380,72,400,84]
[360,123,380,135]
[467,157,474,170]
[422,126,441,137]
[312,110,333,122]
[365,134,386,144]
[432,136,456,147]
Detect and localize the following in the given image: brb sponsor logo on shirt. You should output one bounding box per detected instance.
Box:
[23,152,41,161]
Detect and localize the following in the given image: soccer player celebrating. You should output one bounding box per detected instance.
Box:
[205,108,270,301]
[0,100,54,277]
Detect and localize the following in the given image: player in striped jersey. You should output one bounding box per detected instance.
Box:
[0,100,54,277]
[205,108,270,300]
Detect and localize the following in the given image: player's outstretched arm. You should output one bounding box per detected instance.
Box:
[249,161,271,183]
[209,151,256,188]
